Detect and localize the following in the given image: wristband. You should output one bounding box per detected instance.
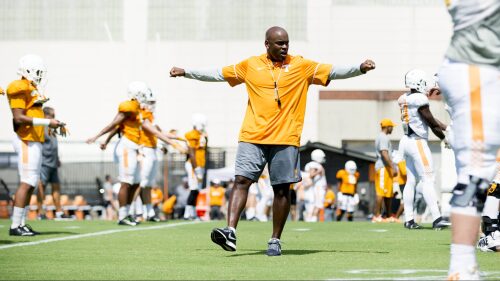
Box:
[32,118,51,127]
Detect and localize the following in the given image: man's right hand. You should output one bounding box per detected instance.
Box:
[48,119,62,129]
[170,67,186,77]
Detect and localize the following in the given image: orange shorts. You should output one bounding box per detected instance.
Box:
[375,167,393,198]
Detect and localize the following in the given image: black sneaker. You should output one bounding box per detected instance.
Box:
[266,238,282,256]
[129,215,141,225]
[22,224,41,235]
[211,227,236,251]
[404,219,422,229]
[118,216,137,226]
[147,216,161,222]
[9,226,35,236]
[432,217,451,230]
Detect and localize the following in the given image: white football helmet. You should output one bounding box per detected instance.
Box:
[192,113,207,131]
[127,81,149,103]
[18,54,46,86]
[143,88,156,112]
[311,149,326,164]
[405,69,428,94]
[345,160,357,175]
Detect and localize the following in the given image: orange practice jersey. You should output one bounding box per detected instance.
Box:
[209,186,225,207]
[118,100,141,144]
[336,169,360,195]
[139,109,157,148]
[324,189,335,208]
[185,129,206,168]
[222,54,332,147]
[7,79,45,142]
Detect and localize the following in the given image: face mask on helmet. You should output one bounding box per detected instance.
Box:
[345,160,357,175]
[18,54,46,86]
[192,113,207,132]
[142,88,156,112]
[311,149,326,164]
[405,69,428,94]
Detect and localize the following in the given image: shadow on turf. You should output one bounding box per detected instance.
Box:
[225,249,390,257]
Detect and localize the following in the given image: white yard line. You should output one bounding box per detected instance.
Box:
[327,269,500,280]
[0,221,202,250]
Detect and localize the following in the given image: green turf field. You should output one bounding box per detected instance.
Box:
[0,219,498,280]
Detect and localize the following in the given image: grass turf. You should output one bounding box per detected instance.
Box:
[0,219,498,280]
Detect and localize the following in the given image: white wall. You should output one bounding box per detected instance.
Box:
[0,0,454,162]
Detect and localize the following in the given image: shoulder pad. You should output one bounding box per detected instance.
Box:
[119,100,139,113]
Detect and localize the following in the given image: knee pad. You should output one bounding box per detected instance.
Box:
[488,182,500,199]
[450,176,490,213]
[481,216,499,235]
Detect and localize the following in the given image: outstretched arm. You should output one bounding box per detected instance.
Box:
[170,67,225,82]
[418,105,446,140]
[87,112,126,144]
[142,119,176,146]
[329,59,376,80]
[100,126,119,150]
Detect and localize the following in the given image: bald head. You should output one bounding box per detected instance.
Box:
[265,26,289,62]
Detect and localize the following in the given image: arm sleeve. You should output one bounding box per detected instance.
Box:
[221,59,249,87]
[185,69,225,82]
[329,65,364,80]
[303,58,333,86]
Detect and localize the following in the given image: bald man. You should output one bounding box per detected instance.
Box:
[170,26,375,256]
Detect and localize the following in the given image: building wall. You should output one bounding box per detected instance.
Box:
[0,0,453,164]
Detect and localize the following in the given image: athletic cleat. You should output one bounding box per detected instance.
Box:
[146,216,161,222]
[404,219,422,229]
[433,217,451,230]
[129,215,141,225]
[210,227,236,251]
[447,265,480,280]
[118,216,138,226]
[266,238,282,256]
[22,224,40,235]
[477,230,500,252]
[371,215,383,223]
[9,226,35,236]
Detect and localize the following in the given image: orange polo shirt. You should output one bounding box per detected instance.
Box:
[222,54,332,147]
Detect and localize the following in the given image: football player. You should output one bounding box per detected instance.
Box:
[7,54,65,236]
[183,114,208,220]
[476,161,500,252]
[397,69,450,230]
[336,160,360,222]
[303,149,327,222]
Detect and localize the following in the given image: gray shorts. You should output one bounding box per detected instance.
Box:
[235,142,302,186]
[40,165,60,185]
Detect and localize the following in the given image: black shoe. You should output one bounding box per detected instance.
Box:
[432,217,451,230]
[211,227,236,251]
[129,215,141,225]
[147,216,161,222]
[266,238,282,256]
[23,224,40,235]
[9,226,35,236]
[404,219,422,229]
[118,216,137,226]
[37,214,47,220]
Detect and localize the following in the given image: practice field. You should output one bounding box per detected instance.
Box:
[0,219,498,280]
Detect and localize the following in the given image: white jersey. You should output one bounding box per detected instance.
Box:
[446,0,500,31]
[398,92,430,139]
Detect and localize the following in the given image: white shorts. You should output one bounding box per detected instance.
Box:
[185,161,203,190]
[398,136,434,183]
[337,192,359,213]
[12,136,42,187]
[140,147,158,188]
[438,59,500,182]
[249,183,259,195]
[114,136,140,185]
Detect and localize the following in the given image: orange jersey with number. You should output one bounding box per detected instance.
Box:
[118,100,141,144]
[139,109,157,148]
[6,79,45,142]
[185,129,206,168]
[336,169,360,195]
[222,54,332,146]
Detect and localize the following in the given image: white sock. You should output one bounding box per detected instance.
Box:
[245,207,256,220]
[449,244,477,274]
[11,207,24,229]
[228,227,236,234]
[56,211,64,218]
[21,206,29,226]
[184,206,193,219]
[421,181,441,221]
[118,206,128,220]
[403,183,415,222]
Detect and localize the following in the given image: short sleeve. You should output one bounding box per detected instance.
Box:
[336,170,344,179]
[413,93,429,108]
[222,59,248,87]
[302,58,333,86]
[118,101,138,113]
[378,134,390,151]
[8,94,26,109]
[185,131,200,149]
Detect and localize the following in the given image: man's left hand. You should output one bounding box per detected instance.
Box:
[360,59,376,73]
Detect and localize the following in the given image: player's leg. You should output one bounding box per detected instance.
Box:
[51,169,64,219]
[373,168,385,222]
[36,181,45,219]
[116,139,138,226]
[382,169,394,220]
[183,161,199,219]
[336,192,345,221]
[140,147,158,221]
[403,157,420,229]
